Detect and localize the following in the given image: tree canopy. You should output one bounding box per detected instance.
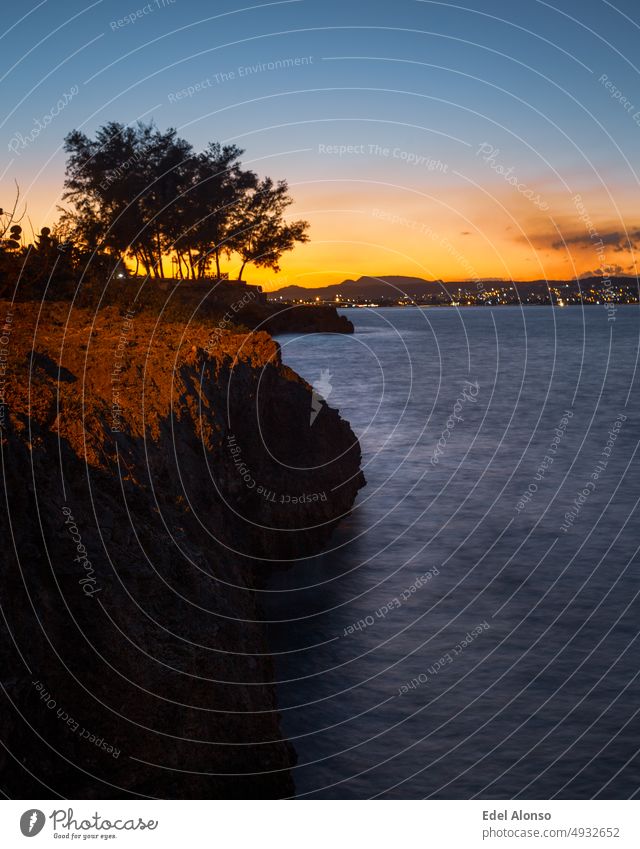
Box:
[60,121,309,281]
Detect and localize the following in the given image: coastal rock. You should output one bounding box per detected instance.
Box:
[97,279,355,335]
[0,303,364,798]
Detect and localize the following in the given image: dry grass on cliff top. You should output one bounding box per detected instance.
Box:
[1,300,295,455]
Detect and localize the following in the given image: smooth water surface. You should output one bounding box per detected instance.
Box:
[265,305,640,799]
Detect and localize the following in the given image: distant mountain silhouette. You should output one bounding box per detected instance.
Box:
[270,274,638,300]
[272,276,443,300]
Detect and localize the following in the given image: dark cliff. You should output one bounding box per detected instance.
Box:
[0,302,364,799]
[70,278,355,335]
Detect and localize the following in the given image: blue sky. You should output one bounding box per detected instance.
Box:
[4,0,640,285]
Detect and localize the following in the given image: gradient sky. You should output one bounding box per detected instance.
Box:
[3,0,640,289]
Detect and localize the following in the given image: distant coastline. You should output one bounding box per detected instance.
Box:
[335,301,633,311]
[268,274,639,310]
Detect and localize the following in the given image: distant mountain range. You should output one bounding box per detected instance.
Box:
[268,274,638,301]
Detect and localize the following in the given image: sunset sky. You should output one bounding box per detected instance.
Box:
[4,0,640,290]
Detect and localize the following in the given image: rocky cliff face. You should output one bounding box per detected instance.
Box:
[80,278,355,335]
[0,302,364,799]
[261,303,354,335]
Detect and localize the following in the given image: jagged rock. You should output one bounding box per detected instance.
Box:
[0,303,364,799]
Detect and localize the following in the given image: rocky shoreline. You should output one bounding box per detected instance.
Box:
[0,300,364,798]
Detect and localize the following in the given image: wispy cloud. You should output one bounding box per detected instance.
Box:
[550,228,640,252]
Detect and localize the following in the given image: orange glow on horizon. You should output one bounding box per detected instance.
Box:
[14,173,639,293]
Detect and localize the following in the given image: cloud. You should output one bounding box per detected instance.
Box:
[577,264,626,278]
[550,228,640,252]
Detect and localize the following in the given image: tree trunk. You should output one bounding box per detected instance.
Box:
[156,231,164,278]
[146,249,159,278]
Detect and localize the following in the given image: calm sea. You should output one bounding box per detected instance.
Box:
[265,305,640,799]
